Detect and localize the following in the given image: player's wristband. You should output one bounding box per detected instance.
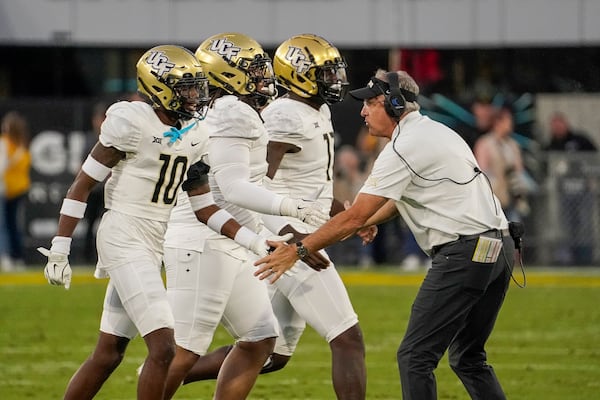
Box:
[50,236,72,255]
[60,198,87,219]
[206,209,233,234]
[233,226,259,250]
[82,155,111,182]
[189,192,215,211]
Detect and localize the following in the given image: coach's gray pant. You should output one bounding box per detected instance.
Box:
[397,233,515,400]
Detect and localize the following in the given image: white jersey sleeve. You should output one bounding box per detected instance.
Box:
[262,100,305,149]
[99,101,143,153]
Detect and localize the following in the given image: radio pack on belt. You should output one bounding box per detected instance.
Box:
[508,221,525,251]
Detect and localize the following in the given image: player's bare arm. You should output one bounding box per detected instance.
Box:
[187,184,251,242]
[39,142,125,289]
[56,143,124,238]
[266,140,299,179]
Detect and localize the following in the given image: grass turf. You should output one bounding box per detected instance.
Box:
[1,267,599,399]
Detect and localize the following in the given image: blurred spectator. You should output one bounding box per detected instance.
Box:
[545,112,597,265]
[0,136,10,271]
[471,99,495,140]
[1,111,31,269]
[474,106,535,222]
[355,124,387,174]
[545,112,597,152]
[333,145,365,203]
[458,99,496,149]
[82,102,108,264]
[356,126,427,268]
[330,145,373,266]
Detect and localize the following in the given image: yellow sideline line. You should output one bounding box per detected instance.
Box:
[340,271,600,287]
[2,269,600,287]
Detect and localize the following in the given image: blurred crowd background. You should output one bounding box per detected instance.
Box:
[1,0,599,270]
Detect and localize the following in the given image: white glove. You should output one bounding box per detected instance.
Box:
[37,236,72,290]
[280,198,329,227]
[248,233,294,258]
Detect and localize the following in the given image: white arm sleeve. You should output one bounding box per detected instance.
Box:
[210,137,285,215]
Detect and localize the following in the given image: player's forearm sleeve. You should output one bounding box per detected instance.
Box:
[210,139,285,215]
[215,168,285,215]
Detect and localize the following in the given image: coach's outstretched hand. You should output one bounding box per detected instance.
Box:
[276,227,330,273]
[249,233,294,258]
[254,240,300,283]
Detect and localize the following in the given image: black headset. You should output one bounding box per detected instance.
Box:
[384,72,406,118]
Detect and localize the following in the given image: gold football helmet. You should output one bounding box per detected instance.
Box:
[195,33,276,107]
[136,45,210,120]
[274,34,349,104]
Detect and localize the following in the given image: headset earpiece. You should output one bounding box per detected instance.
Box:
[384,72,406,118]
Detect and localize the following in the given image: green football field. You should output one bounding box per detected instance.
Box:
[1,267,599,399]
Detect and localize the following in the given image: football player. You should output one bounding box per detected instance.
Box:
[39,45,287,400]
[160,33,331,400]
[183,34,369,400]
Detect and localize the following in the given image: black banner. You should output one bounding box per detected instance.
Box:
[1,99,95,265]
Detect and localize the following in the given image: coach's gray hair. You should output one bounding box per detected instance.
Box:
[374,69,420,113]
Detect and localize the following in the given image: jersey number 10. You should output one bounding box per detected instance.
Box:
[152,154,188,205]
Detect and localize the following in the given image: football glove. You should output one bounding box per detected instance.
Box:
[249,233,294,258]
[37,236,72,290]
[280,198,329,227]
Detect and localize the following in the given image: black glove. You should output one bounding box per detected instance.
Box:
[182,160,210,191]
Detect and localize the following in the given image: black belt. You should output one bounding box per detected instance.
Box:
[431,228,510,256]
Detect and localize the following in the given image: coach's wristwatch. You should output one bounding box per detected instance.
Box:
[295,241,309,260]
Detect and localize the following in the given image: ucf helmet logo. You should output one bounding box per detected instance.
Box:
[285,46,312,74]
[209,38,241,61]
[146,51,176,77]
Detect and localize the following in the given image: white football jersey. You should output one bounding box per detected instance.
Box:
[100,101,208,222]
[261,97,335,231]
[205,95,269,232]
